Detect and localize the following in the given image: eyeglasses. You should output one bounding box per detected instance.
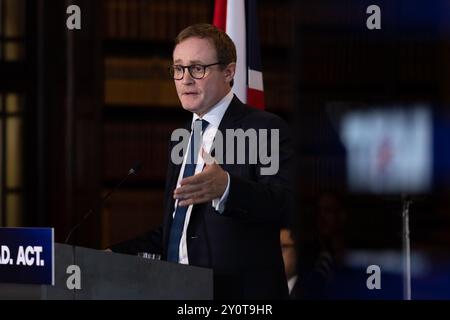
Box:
[169,62,223,80]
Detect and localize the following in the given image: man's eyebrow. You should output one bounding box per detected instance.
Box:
[173,59,204,65]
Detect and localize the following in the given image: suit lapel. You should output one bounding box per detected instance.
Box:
[217,95,246,133]
[215,96,247,173]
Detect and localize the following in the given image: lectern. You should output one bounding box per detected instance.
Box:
[0,243,213,300]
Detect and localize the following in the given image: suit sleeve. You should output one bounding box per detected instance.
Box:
[222,115,295,225]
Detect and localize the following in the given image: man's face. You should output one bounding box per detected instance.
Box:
[280,229,297,279]
[173,37,235,117]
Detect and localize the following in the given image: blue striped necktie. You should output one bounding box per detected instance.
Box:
[167,119,209,262]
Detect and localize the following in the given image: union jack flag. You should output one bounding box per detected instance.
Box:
[213,0,265,109]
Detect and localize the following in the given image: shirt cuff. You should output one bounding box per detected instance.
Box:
[212,172,230,214]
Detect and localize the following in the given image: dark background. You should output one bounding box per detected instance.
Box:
[1,0,450,298]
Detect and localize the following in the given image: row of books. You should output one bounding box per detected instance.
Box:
[297,32,436,88]
[262,68,292,112]
[104,0,210,42]
[104,0,294,47]
[297,155,346,197]
[103,120,182,182]
[101,189,164,247]
[105,57,179,106]
[258,2,294,47]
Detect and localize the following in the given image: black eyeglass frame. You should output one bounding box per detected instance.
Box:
[168,62,224,80]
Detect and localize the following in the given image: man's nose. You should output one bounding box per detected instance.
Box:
[181,69,195,85]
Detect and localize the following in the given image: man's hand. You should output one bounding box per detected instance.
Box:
[174,161,228,207]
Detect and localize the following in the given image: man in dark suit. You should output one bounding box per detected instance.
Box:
[111,23,294,299]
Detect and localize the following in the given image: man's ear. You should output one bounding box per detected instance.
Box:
[223,62,236,84]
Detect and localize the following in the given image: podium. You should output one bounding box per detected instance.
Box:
[0,243,213,300]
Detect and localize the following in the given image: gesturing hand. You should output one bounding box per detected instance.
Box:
[174,150,228,207]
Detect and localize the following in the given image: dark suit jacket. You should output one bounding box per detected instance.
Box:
[112,96,294,299]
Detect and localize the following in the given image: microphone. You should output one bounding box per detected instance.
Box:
[64,161,143,244]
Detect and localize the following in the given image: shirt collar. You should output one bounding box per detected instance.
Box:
[192,90,234,129]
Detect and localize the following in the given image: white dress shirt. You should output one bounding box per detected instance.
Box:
[288,275,298,295]
[174,90,233,264]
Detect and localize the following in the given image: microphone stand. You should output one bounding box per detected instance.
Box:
[64,162,141,299]
[64,165,140,245]
[402,194,412,300]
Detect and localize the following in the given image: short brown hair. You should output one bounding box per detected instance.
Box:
[175,23,237,68]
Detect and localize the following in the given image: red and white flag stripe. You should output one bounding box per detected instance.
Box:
[213,0,265,109]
